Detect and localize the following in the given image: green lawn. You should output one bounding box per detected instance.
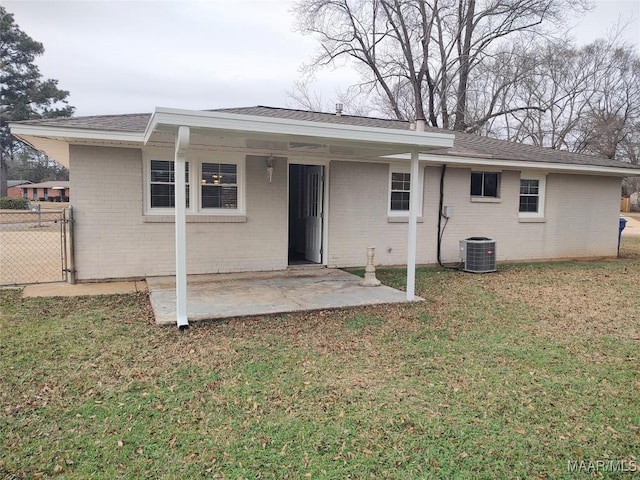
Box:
[1,239,639,479]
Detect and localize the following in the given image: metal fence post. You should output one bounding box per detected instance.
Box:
[61,208,67,282]
[67,206,75,284]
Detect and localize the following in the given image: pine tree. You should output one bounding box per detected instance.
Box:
[0,6,74,196]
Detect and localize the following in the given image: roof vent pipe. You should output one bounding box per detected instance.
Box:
[335,103,343,116]
[415,118,426,132]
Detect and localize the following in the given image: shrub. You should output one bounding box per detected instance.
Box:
[0,197,30,210]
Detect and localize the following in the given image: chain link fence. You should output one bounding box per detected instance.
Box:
[0,208,71,286]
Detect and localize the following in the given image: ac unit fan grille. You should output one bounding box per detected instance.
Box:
[460,238,496,273]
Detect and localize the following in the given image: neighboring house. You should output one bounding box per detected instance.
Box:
[630,192,639,211]
[20,181,70,202]
[10,106,640,291]
[6,180,32,198]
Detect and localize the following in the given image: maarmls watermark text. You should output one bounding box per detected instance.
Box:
[568,459,637,473]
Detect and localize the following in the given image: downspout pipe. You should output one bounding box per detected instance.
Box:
[437,164,447,267]
[437,164,461,270]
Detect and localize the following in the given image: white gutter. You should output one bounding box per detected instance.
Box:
[11,118,637,176]
[8,123,145,143]
[385,152,640,177]
[143,107,455,150]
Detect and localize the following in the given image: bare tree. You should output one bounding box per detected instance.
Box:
[293,0,589,130]
[485,38,640,161]
[285,79,326,112]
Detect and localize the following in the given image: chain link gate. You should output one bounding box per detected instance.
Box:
[0,207,74,286]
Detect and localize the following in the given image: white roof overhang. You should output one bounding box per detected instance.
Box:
[9,123,145,167]
[385,152,640,177]
[143,107,455,156]
[10,109,640,176]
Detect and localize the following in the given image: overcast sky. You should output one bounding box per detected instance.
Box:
[4,0,640,117]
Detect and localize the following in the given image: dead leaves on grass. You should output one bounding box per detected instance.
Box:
[473,265,640,343]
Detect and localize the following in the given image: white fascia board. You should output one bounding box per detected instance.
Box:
[9,123,145,143]
[384,152,640,177]
[144,107,455,150]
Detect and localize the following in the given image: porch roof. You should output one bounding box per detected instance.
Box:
[143,107,454,156]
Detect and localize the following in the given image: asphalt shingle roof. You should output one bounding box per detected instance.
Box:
[22,181,70,189]
[17,106,638,170]
[8,180,32,187]
[19,113,151,132]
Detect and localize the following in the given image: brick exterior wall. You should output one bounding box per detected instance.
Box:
[70,145,287,281]
[69,146,621,281]
[6,185,26,198]
[328,162,620,267]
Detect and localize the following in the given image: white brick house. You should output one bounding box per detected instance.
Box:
[11,106,640,325]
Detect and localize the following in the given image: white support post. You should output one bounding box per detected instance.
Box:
[406,149,420,301]
[175,126,190,328]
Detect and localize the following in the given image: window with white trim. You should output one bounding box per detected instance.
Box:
[471,172,500,198]
[144,152,245,215]
[201,162,238,209]
[519,173,546,218]
[388,165,424,217]
[150,160,190,208]
[390,172,411,211]
[519,179,539,212]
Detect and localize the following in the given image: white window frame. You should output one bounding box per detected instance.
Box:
[147,158,192,214]
[143,149,245,216]
[199,161,243,213]
[518,171,546,219]
[388,163,424,217]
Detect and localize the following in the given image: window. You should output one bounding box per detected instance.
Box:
[388,165,424,218]
[471,172,500,198]
[150,160,190,208]
[44,188,49,200]
[519,173,546,219]
[144,152,245,215]
[201,163,238,209]
[519,179,539,213]
[390,172,411,211]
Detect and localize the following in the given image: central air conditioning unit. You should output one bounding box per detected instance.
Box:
[460,237,497,273]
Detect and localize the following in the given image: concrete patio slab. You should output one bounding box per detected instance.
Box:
[146,268,417,326]
[22,280,147,297]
